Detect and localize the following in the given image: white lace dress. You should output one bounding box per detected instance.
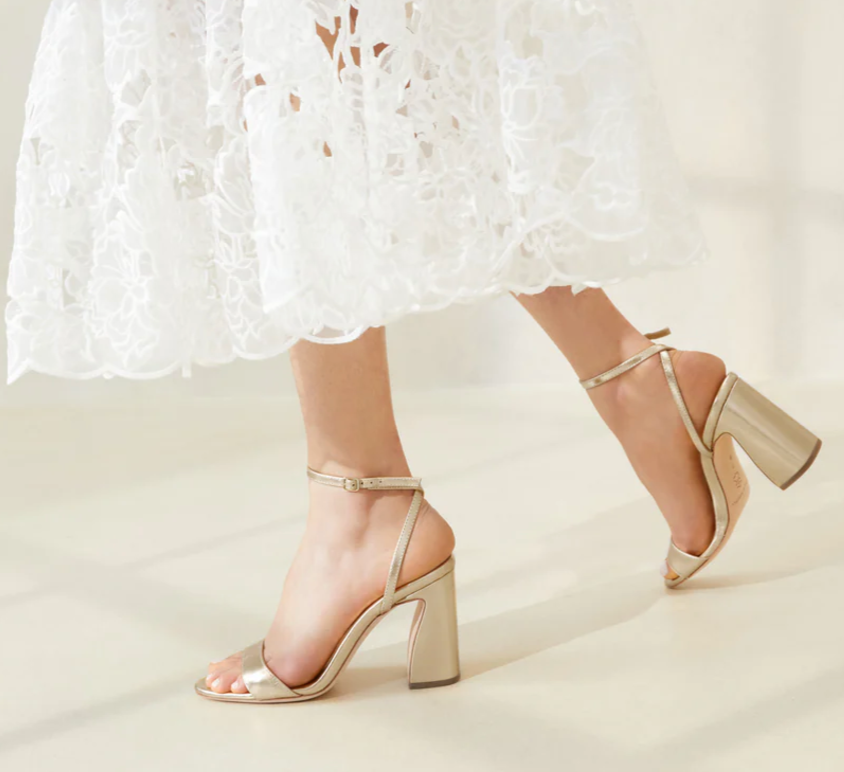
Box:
[6,0,706,383]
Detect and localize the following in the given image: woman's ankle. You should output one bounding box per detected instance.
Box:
[303,486,455,582]
[304,448,420,536]
[306,444,412,481]
[589,350,727,438]
[586,353,668,437]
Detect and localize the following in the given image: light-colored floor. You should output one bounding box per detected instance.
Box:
[1,382,843,772]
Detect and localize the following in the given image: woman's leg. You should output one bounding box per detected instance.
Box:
[516,287,726,556]
[206,328,454,693]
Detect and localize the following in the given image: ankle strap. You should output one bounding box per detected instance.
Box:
[579,329,713,458]
[579,329,674,391]
[307,467,427,615]
[307,468,423,493]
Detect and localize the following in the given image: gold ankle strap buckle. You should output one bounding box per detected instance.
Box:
[307,468,424,493]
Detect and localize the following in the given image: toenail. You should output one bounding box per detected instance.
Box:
[660,561,669,578]
[212,678,222,691]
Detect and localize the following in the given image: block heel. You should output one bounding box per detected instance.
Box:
[714,376,822,490]
[405,567,460,689]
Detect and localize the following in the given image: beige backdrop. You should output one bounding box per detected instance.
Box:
[2,0,843,405]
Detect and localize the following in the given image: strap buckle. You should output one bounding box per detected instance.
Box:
[307,468,423,493]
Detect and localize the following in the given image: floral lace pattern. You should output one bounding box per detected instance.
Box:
[6,0,706,382]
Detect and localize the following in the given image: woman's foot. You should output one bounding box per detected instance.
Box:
[589,347,727,557]
[205,478,455,694]
[514,287,729,558]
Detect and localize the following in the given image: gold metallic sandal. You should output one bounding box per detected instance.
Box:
[195,470,460,703]
[580,329,822,589]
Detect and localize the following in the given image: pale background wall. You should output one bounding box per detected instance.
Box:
[1,0,842,405]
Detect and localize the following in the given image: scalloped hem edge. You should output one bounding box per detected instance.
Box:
[6,250,705,385]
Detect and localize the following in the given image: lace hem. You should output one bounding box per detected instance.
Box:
[7,0,706,382]
[7,240,705,385]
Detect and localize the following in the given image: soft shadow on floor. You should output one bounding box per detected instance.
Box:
[3,497,842,761]
[638,663,844,769]
[0,405,298,516]
[0,675,194,755]
[2,428,840,763]
[0,559,658,757]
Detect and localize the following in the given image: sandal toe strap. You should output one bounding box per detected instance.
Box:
[665,542,705,581]
[241,640,300,701]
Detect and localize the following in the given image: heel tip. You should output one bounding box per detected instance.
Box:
[781,439,823,490]
[409,674,460,690]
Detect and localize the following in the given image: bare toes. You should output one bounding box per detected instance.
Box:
[210,668,239,694]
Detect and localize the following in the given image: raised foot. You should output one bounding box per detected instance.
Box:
[594,348,728,558]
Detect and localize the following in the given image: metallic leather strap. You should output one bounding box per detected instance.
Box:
[644,328,672,342]
[307,468,423,493]
[306,467,427,615]
[579,328,675,391]
[579,343,672,391]
[658,350,712,458]
[578,328,712,457]
[665,541,705,580]
[241,640,300,700]
[380,490,424,615]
